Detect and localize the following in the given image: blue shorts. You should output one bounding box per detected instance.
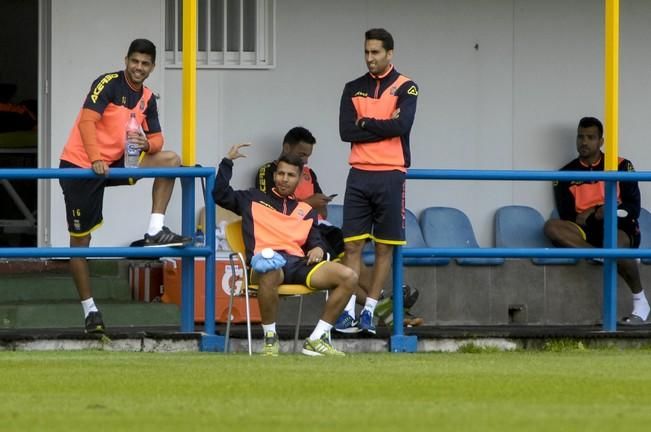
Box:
[342,168,406,245]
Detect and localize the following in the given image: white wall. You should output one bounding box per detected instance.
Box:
[49,0,651,246]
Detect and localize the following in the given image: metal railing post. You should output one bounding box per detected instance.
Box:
[180,177,195,333]
[603,181,618,331]
[204,173,217,335]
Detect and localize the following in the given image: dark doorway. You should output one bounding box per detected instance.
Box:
[0,0,38,246]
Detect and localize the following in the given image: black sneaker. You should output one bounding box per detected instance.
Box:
[143,226,192,247]
[85,311,106,334]
[403,284,420,309]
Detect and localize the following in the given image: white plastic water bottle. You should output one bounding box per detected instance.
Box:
[125,112,140,168]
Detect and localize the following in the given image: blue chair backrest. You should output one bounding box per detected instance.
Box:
[495,205,552,248]
[420,206,503,265]
[497,205,577,265]
[326,204,344,228]
[638,208,651,264]
[638,208,651,248]
[420,206,480,248]
[405,209,426,248]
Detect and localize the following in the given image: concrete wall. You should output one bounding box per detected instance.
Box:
[280,261,647,326]
[48,0,651,248]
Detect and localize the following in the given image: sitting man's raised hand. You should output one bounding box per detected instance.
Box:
[226,143,251,160]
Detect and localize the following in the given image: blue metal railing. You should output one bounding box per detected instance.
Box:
[388,169,648,352]
[0,167,223,351]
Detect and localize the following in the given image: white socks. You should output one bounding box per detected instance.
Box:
[364,298,378,315]
[262,323,277,335]
[309,320,333,341]
[147,213,165,236]
[344,295,357,318]
[632,291,650,320]
[81,298,98,318]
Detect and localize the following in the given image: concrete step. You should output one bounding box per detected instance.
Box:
[0,258,128,277]
[0,301,180,329]
[0,275,131,302]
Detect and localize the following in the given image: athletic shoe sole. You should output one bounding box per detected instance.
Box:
[301,348,324,356]
[143,242,187,248]
[334,326,362,334]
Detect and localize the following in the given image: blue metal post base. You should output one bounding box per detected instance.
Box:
[389,335,418,352]
[200,334,226,352]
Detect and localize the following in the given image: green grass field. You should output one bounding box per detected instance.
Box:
[2,350,651,431]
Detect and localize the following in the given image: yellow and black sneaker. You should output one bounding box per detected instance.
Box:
[262,331,279,356]
[84,311,106,334]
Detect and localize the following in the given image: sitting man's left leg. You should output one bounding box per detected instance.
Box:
[616,230,650,324]
[297,261,357,356]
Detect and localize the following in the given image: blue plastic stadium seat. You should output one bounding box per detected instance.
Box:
[326,204,449,266]
[326,203,344,228]
[638,208,651,264]
[419,207,504,266]
[495,205,577,265]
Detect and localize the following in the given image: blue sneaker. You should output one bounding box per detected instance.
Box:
[358,309,376,335]
[334,312,361,334]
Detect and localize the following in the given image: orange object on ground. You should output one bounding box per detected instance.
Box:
[161,257,261,323]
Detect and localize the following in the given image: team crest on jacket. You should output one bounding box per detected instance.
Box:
[390,86,398,95]
[139,100,145,111]
[297,209,306,217]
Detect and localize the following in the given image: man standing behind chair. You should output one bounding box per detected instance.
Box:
[255,126,376,332]
[59,39,190,334]
[214,143,357,356]
[255,126,333,219]
[338,28,419,334]
[544,116,649,325]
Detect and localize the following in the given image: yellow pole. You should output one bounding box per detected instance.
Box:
[604,0,619,170]
[182,0,197,166]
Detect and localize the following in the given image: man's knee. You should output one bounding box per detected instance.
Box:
[337,266,358,293]
[543,219,562,241]
[344,240,364,256]
[70,234,91,247]
[154,151,181,168]
[375,242,393,258]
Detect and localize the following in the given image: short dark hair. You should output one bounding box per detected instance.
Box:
[365,28,394,51]
[278,154,305,173]
[282,126,316,147]
[127,39,157,64]
[578,117,603,137]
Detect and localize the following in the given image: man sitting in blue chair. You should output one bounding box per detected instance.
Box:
[544,116,649,325]
[213,143,358,356]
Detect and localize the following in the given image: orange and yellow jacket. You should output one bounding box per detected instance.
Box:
[553,152,640,222]
[339,65,418,172]
[60,70,163,168]
[214,158,325,262]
